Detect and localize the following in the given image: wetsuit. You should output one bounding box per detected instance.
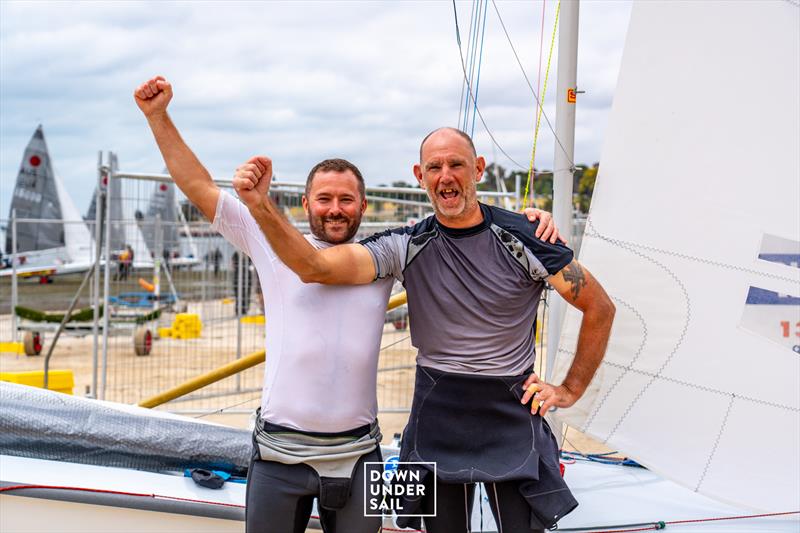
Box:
[212,190,392,532]
[361,203,578,532]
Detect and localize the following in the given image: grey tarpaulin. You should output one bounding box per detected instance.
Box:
[0,382,250,475]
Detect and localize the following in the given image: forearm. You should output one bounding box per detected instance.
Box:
[248,198,328,282]
[561,302,615,398]
[145,112,218,219]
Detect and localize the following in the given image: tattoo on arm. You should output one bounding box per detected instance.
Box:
[562,261,587,300]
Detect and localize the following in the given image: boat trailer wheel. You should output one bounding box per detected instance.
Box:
[23,331,43,356]
[134,328,153,356]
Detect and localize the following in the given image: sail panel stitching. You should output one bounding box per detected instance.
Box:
[584,218,799,285]
[589,232,691,441]
[569,355,798,412]
[696,393,736,491]
[581,296,649,434]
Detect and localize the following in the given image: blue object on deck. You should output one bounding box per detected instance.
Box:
[109,292,177,308]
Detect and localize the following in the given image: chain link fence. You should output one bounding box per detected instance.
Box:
[2,152,495,419]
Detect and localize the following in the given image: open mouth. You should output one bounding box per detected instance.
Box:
[438,188,459,201]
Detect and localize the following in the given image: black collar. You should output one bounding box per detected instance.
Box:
[435,203,492,238]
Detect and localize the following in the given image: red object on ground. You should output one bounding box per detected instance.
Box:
[559,462,566,477]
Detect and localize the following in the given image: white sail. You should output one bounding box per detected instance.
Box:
[53,168,93,264]
[137,180,179,258]
[109,153,153,268]
[552,0,799,512]
[3,125,92,270]
[5,126,64,253]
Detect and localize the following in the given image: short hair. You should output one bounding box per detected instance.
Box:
[419,127,477,162]
[305,158,366,199]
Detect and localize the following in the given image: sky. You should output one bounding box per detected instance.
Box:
[0,0,632,219]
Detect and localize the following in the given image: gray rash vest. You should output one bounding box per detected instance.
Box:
[360,203,573,375]
[211,191,393,432]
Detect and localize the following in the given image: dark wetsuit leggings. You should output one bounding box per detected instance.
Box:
[245,447,382,533]
[421,478,544,533]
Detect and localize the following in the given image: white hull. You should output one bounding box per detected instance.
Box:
[1,455,245,532]
[3,497,242,533]
[3,454,796,533]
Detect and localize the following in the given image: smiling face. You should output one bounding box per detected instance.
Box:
[414,128,486,228]
[303,170,367,244]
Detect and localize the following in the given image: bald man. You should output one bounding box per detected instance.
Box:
[233,127,615,532]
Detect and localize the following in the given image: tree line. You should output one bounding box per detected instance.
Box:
[478,162,599,213]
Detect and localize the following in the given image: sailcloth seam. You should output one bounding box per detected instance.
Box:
[584,219,798,285]
[580,356,798,412]
[581,296,648,434]
[696,393,736,491]
[585,229,691,442]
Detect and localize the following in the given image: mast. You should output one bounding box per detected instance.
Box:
[545,0,579,383]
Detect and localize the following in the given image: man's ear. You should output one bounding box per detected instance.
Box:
[475,156,486,183]
[413,164,424,188]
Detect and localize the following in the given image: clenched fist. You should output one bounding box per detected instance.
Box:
[233,156,273,210]
[134,76,173,118]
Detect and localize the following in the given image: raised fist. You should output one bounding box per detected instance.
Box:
[134,76,173,117]
[233,156,273,210]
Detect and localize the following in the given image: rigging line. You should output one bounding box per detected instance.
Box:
[456,0,475,128]
[561,430,590,458]
[451,1,526,169]
[458,32,527,170]
[467,0,485,131]
[490,0,575,170]
[462,0,481,130]
[192,394,261,418]
[523,0,560,209]
[380,334,411,351]
[535,290,548,378]
[530,0,548,206]
[470,0,490,138]
[453,0,467,128]
[536,0,547,117]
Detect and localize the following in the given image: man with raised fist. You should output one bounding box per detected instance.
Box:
[134,76,563,533]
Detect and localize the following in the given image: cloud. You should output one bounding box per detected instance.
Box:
[0,0,631,219]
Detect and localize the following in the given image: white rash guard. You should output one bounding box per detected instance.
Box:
[211,191,393,432]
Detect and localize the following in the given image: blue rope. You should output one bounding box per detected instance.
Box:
[470,0,489,137]
[462,0,480,130]
[560,450,644,468]
[452,0,465,127]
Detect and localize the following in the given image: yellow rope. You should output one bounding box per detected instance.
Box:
[523,0,560,209]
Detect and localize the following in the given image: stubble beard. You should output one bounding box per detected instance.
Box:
[309,213,362,244]
[428,186,479,225]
